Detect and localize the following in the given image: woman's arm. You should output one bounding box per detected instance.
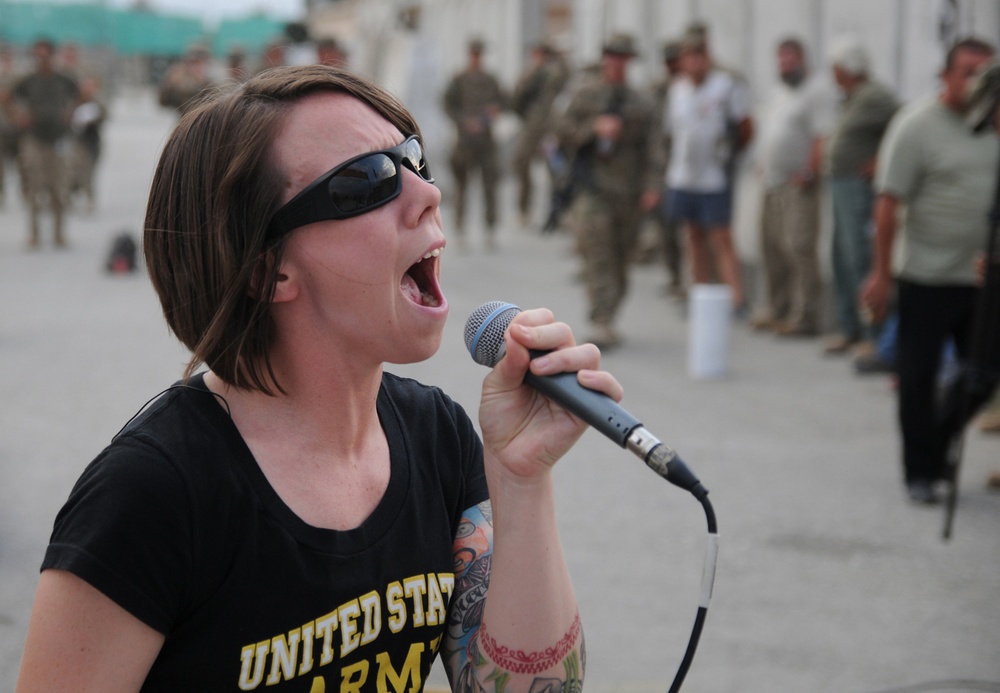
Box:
[442,499,583,693]
[440,500,494,691]
[443,308,622,693]
[16,569,164,693]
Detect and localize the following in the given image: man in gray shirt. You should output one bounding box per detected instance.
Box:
[822,37,898,355]
[861,37,998,504]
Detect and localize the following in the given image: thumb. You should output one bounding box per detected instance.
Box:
[488,325,533,391]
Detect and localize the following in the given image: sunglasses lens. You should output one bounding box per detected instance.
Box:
[402,139,432,181]
[328,154,398,214]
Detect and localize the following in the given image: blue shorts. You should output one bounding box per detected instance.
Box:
[666,189,733,228]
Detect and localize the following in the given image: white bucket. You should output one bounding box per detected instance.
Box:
[688,284,732,379]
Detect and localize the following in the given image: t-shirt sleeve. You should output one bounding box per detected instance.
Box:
[875,108,922,199]
[454,398,488,513]
[433,384,488,527]
[42,436,194,634]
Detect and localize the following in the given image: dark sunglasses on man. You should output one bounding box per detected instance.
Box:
[267,135,434,239]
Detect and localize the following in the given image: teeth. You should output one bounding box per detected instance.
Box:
[421,248,442,260]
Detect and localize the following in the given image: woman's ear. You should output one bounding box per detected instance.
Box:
[250,249,298,304]
[270,265,297,304]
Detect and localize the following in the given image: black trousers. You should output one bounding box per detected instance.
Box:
[896,279,979,484]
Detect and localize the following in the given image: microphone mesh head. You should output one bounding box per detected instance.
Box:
[464,301,521,367]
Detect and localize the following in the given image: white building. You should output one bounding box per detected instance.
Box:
[305,0,1000,266]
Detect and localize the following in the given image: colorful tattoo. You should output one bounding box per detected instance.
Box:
[443,501,494,690]
[453,502,492,578]
[444,501,585,693]
[477,613,582,675]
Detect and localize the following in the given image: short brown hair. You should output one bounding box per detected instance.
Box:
[144,65,420,395]
[777,37,805,56]
[943,37,995,72]
[679,34,707,56]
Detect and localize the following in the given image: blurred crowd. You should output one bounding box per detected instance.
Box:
[434,21,1000,503]
[1,21,998,501]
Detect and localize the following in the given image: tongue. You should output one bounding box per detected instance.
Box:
[401,273,422,304]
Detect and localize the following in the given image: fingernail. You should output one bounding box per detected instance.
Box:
[532,355,551,370]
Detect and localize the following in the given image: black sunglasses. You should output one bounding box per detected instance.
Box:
[267,135,434,238]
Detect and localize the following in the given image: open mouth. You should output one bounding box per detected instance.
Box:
[401,248,443,307]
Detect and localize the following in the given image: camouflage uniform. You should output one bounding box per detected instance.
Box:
[10,67,79,246]
[442,59,505,242]
[511,49,569,223]
[158,48,213,117]
[557,47,657,340]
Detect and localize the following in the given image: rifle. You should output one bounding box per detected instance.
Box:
[940,157,1000,540]
[543,85,628,233]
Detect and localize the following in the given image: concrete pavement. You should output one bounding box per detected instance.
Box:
[1,89,998,693]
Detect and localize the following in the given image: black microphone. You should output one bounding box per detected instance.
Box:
[464,301,707,498]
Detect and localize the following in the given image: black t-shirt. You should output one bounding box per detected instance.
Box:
[43,372,488,691]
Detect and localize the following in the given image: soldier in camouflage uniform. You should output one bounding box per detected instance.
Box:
[511,41,569,228]
[158,44,214,117]
[4,38,79,247]
[442,38,506,249]
[557,33,660,348]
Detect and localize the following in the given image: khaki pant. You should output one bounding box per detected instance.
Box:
[759,183,822,330]
[569,191,642,325]
[449,134,499,234]
[19,134,71,245]
[512,120,547,217]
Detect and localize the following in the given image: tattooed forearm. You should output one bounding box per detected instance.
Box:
[444,501,585,693]
[478,613,582,675]
[467,614,584,693]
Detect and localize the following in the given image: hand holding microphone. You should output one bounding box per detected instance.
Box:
[471,304,624,478]
[466,303,716,692]
[466,302,707,498]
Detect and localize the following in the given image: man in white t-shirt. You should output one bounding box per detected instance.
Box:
[860,37,998,504]
[665,33,753,312]
[752,38,837,336]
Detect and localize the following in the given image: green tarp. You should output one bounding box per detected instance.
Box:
[0,2,287,57]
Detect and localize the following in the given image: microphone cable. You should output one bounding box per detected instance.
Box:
[623,430,718,692]
[667,487,718,693]
[635,442,718,693]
